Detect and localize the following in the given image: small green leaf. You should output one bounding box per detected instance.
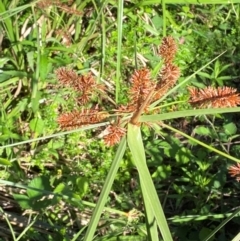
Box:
[76,177,89,198]
[27,176,52,198]
[197,71,211,79]
[152,165,171,180]
[0,57,9,68]
[0,158,11,166]
[194,126,211,136]
[182,6,190,12]
[8,98,28,119]
[13,194,31,209]
[27,176,55,211]
[31,91,42,113]
[199,227,214,241]
[29,118,44,135]
[27,51,34,71]
[54,183,66,194]
[176,147,192,164]
[223,122,237,135]
[40,54,50,80]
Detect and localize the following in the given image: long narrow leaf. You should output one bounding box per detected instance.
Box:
[0,122,109,149]
[116,0,124,103]
[202,207,240,241]
[141,178,159,241]
[127,124,173,241]
[83,137,127,241]
[140,107,240,122]
[161,123,240,163]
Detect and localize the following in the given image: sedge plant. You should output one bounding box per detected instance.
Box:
[1,1,240,240]
[53,37,240,240]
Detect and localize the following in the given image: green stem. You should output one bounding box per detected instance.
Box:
[162,123,240,163]
[162,0,166,37]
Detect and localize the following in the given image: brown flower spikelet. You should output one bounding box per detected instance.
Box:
[55,68,105,104]
[188,86,240,108]
[128,68,156,111]
[36,0,59,8]
[55,67,78,85]
[160,63,181,84]
[78,74,105,104]
[228,163,240,182]
[103,125,126,146]
[57,108,108,130]
[154,63,180,100]
[159,36,177,63]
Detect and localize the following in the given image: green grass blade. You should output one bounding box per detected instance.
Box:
[202,207,240,241]
[140,107,240,122]
[141,178,159,241]
[16,214,38,241]
[31,6,39,100]
[162,0,166,37]
[127,124,173,241]
[232,232,240,241]
[100,5,106,77]
[0,206,16,241]
[168,212,240,223]
[83,137,126,241]
[116,0,124,103]
[0,122,109,149]
[164,0,240,3]
[139,0,240,4]
[71,226,88,241]
[161,123,240,163]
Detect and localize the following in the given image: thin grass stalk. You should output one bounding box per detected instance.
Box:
[31,5,39,100]
[15,214,38,241]
[163,0,240,3]
[160,123,240,163]
[83,137,126,241]
[202,207,240,241]
[116,0,124,103]
[134,30,138,69]
[162,0,166,37]
[0,206,16,241]
[127,124,173,241]
[0,3,32,20]
[203,115,228,153]
[168,212,240,222]
[0,122,109,149]
[74,1,82,41]
[138,0,240,4]
[100,8,106,77]
[71,226,88,241]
